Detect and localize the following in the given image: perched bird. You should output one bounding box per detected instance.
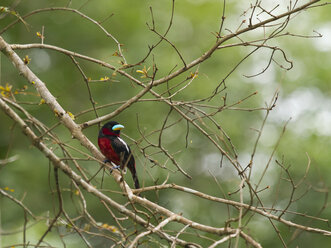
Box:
[98,121,140,189]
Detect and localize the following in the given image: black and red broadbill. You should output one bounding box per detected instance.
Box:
[98,121,140,189]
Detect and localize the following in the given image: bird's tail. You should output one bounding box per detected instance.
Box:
[128,165,140,189]
[133,173,140,189]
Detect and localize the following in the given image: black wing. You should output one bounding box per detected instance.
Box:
[111,136,140,189]
[111,137,135,169]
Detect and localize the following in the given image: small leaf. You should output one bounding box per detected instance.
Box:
[101,223,119,233]
[67,111,75,120]
[4,83,12,92]
[36,31,45,39]
[23,55,31,65]
[188,72,198,79]
[0,83,12,98]
[0,7,10,13]
[100,76,109,81]
[112,51,120,57]
[101,223,109,228]
[136,66,150,78]
[3,186,14,192]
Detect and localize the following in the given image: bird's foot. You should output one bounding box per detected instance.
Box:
[110,165,120,173]
[103,160,120,173]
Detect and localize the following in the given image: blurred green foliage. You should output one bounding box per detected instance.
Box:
[0,0,330,247]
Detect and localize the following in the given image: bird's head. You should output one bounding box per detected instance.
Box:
[100,121,124,137]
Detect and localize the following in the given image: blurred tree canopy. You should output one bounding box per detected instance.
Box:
[0,0,330,247]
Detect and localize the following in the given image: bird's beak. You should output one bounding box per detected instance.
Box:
[112,124,124,131]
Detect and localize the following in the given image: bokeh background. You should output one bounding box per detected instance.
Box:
[0,0,330,247]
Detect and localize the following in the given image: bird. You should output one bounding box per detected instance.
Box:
[98,121,140,189]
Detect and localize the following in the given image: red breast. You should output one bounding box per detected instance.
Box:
[98,137,121,164]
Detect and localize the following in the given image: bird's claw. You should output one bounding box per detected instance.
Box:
[110,165,120,173]
[103,160,120,173]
